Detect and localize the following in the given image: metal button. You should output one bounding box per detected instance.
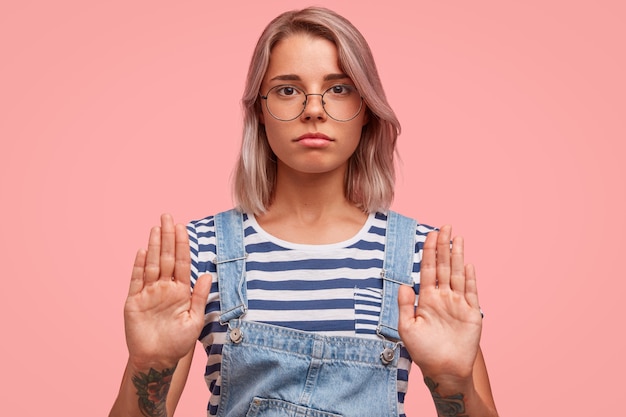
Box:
[230,328,243,344]
[380,347,395,365]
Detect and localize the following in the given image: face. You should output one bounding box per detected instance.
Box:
[259,34,368,178]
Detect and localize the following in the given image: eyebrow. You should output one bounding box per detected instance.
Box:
[269,73,350,82]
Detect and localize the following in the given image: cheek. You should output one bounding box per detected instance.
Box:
[262,120,285,150]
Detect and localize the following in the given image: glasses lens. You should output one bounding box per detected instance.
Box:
[321,84,362,121]
[265,84,362,121]
[265,86,306,121]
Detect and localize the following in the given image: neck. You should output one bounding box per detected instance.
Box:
[255,164,368,244]
[269,163,353,216]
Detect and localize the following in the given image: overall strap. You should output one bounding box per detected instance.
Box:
[214,209,248,324]
[377,211,417,341]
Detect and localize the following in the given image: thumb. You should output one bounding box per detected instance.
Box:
[398,284,417,326]
[190,273,213,317]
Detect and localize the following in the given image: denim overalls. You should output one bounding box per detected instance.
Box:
[213,209,417,417]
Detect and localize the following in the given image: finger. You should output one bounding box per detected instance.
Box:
[420,230,438,289]
[144,226,161,283]
[465,264,480,309]
[128,249,147,296]
[436,225,452,289]
[159,213,176,280]
[173,223,191,284]
[190,273,213,320]
[450,236,465,294]
[397,285,417,328]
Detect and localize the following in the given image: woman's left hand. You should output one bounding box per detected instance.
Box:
[398,225,483,383]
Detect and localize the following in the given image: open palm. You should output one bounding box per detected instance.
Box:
[398,225,483,381]
[124,214,212,369]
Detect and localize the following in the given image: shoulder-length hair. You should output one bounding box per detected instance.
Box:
[233,7,401,214]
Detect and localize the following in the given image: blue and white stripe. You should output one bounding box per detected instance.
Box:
[188,211,434,417]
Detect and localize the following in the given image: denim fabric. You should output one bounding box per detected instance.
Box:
[213,209,417,417]
[378,211,418,341]
[214,208,248,324]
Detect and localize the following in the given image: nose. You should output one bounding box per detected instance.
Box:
[301,93,326,120]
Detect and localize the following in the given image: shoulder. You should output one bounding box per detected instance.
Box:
[187,208,246,234]
[379,210,437,237]
[186,214,216,244]
[377,211,437,259]
[187,209,254,249]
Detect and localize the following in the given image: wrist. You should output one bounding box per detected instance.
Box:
[423,373,475,397]
[416,360,474,388]
[128,356,179,374]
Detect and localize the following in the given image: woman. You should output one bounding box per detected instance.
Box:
[110,7,498,417]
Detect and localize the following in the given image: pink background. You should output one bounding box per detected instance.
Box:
[1,1,624,415]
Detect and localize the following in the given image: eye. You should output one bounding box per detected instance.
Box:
[274,85,302,97]
[326,84,355,96]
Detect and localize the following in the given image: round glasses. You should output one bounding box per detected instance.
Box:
[260,84,363,122]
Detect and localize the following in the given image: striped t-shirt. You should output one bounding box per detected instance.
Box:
[188,211,435,417]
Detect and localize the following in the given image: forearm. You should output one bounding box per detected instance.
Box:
[109,359,178,417]
[423,375,498,417]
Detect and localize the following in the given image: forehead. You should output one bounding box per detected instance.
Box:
[264,34,343,83]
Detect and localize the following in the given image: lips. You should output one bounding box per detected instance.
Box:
[295,132,334,148]
[295,132,332,141]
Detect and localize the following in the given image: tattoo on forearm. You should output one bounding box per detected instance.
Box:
[425,377,468,417]
[132,366,177,417]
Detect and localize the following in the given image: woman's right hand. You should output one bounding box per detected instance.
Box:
[124,214,212,370]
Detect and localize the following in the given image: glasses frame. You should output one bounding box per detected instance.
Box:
[259,84,364,122]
